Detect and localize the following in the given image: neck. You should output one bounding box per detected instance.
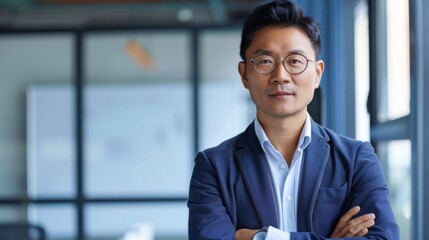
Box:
[257,111,307,165]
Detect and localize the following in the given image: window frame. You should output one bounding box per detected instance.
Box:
[369,0,429,239]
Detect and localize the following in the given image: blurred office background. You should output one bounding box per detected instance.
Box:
[0,0,428,239]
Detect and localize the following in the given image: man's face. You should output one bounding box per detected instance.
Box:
[238,26,324,121]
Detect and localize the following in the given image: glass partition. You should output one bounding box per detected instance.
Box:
[354,0,370,142]
[28,204,76,240]
[198,29,252,151]
[0,33,74,207]
[378,0,410,122]
[83,31,193,198]
[85,203,187,240]
[378,140,411,240]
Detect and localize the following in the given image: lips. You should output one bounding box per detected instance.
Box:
[269,90,294,97]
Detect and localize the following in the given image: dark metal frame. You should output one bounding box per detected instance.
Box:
[409,0,429,239]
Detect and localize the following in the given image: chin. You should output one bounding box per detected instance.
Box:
[275,109,306,118]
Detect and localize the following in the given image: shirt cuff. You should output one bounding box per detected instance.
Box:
[265,226,290,240]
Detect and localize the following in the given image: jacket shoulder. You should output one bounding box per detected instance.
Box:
[202,127,249,155]
[313,121,369,150]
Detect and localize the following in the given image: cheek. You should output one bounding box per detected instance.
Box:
[247,84,262,98]
[296,79,317,99]
[297,73,318,89]
[247,82,266,102]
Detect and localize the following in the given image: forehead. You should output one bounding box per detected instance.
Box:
[247,26,315,57]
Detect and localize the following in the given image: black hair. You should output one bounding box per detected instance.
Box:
[239,0,322,60]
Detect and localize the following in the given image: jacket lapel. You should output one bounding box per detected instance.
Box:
[297,120,330,232]
[234,123,279,228]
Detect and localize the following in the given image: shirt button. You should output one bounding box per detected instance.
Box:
[286,196,292,201]
[280,164,286,170]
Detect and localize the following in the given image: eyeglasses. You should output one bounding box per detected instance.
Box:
[246,53,316,75]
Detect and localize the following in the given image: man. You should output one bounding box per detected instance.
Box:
[188,1,400,239]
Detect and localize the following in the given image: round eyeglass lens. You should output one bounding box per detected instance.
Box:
[284,54,308,74]
[253,55,276,74]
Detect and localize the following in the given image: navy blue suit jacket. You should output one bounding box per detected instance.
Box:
[188,120,399,239]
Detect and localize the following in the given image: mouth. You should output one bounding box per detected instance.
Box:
[269,90,295,97]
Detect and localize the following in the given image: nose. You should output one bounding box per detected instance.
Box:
[269,60,291,84]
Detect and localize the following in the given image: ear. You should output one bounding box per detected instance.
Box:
[238,61,249,89]
[314,60,325,88]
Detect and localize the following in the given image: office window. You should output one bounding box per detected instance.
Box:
[0,206,27,223]
[27,85,76,198]
[369,0,412,239]
[377,140,411,240]
[0,36,75,238]
[199,30,252,151]
[85,203,187,240]
[0,35,74,200]
[83,32,193,198]
[354,0,370,142]
[28,204,76,240]
[378,0,410,122]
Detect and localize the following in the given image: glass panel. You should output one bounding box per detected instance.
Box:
[199,30,253,151]
[27,85,75,198]
[354,0,370,142]
[378,140,411,240]
[84,31,190,84]
[0,34,74,198]
[379,0,410,121]
[83,31,192,197]
[86,202,187,240]
[28,204,76,240]
[0,205,27,222]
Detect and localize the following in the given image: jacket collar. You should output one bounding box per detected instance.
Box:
[296,120,330,232]
[234,119,330,231]
[235,122,279,228]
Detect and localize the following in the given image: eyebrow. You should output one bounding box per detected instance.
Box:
[252,48,308,57]
[253,49,273,55]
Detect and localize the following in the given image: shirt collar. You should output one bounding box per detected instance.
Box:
[254,113,312,152]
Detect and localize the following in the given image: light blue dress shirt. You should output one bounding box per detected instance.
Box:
[254,113,312,240]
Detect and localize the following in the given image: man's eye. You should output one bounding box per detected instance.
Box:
[289,59,303,64]
[257,59,273,65]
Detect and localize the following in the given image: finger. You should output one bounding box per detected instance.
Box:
[331,206,361,237]
[335,213,375,237]
[342,219,375,238]
[346,213,376,227]
[338,206,361,226]
[356,227,369,237]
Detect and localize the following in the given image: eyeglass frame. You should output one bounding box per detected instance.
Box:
[244,53,317,75]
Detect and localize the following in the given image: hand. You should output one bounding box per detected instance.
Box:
[235,228,259,240]
[330,206,376,238]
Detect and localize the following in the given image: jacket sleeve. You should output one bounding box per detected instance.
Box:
[187,151,236,240]
[290,142,400,240]
[344,142,399,239]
